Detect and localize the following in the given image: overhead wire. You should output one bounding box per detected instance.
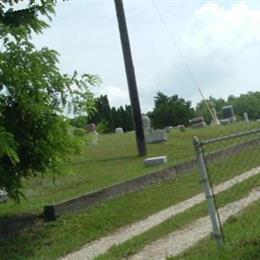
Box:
[151,0,217,123]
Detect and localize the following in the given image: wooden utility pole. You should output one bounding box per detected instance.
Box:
[114,0,147,156]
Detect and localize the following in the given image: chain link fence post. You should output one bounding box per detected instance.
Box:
[193,136,224,250]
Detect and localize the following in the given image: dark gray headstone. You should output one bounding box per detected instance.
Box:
[222,105,236,122]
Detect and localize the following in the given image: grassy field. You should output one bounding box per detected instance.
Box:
[96,175,260,260]
[0,121,259,259]
[173,200,260,260]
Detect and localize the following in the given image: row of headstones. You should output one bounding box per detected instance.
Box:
[142,115,186,144]
[219,105,252,125]
[86,105,255,144]
[190,105,252,128]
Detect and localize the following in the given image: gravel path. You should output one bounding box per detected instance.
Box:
[130,187,260,260]
[62,166,260,260]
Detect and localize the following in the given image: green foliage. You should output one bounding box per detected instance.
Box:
[111,105,134,132]
[0,0,55,38]
[69,115,88,129]
[0,1,99,199]
[151,92,195,128]
[0,122,259,259]
[88,95,134,133]
[72,127,85,136]
[230,92,260,120]
[96,120,110,134]
[196,92,260,123]
[195,96,226,124]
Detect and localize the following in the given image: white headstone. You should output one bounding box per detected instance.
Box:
[243,112,249,122]
[142,115,151,131]
[144,156,167,166]
[89,131,99,145]
[176,124,185,132]
[115,127,124,134]
[211,107,220,125]
[145,129,167,143]
[0,189,8,203]
[165,126,174,133]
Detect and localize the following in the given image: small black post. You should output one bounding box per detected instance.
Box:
[114,0,147,156]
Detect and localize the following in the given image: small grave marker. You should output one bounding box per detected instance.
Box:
[220,119,230,125]
[144,156,167,166]
[176,124,185,132]
[243,112,249,122]
[145,129,167,143]
[115,127,124,134]
[0,189,8,203]
[190,117,206,128]
[165,126,174,133]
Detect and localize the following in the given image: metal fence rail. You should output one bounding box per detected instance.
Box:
[193,128,260,251]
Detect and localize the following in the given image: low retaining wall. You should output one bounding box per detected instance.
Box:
[43,159,197,221]
[44,138,260,221]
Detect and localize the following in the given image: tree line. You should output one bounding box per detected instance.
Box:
[196,91,260,124]
[71,91,260,131]
[70,95,134,133]
[1,1,259,199]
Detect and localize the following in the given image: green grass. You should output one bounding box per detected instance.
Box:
[0,121,259,259]
[172,200,260,260]
[96,174,260,260]
[1,121,258,217]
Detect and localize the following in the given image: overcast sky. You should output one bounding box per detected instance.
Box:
[32,0,260,112]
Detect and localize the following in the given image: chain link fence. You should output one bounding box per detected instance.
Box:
[193,128,260,250]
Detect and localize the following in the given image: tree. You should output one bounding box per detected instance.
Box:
[87,95,112,132]
[0,1,100,199]
[87,95,134,133]
[229,92,260,120]
[151,92,194,128]
[195,96,226,124]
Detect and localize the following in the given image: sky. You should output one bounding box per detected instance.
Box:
[31,0,260,112]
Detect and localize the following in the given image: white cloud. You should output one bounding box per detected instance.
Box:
[166,2,260,104]
[184,3,260,52]
[31,1,260,112]
[94,85,130,108]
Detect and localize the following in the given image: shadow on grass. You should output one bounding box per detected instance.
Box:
[0,213,46,260]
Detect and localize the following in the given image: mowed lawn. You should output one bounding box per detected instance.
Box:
[0,121,259,259]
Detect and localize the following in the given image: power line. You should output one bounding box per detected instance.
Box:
[151,0,217,122]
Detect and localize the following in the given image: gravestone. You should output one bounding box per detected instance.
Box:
[115,127,124,134]
[142,115,151,131]
[165,126,174,133]
[243,112,249,122]
[144,156,167,166]
[190,116,206,128]
[86,123,96,133]
[145,129,167,143]
[90,132,99,145]
[87,123,98,145]
[176,124,185,132]
[222,105,236,122]
[220,119,230,125]
[211,107,220,125]
[0,189,8,203]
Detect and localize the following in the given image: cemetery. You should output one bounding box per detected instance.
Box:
[1,1,260,260]
[1,119,259,259]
